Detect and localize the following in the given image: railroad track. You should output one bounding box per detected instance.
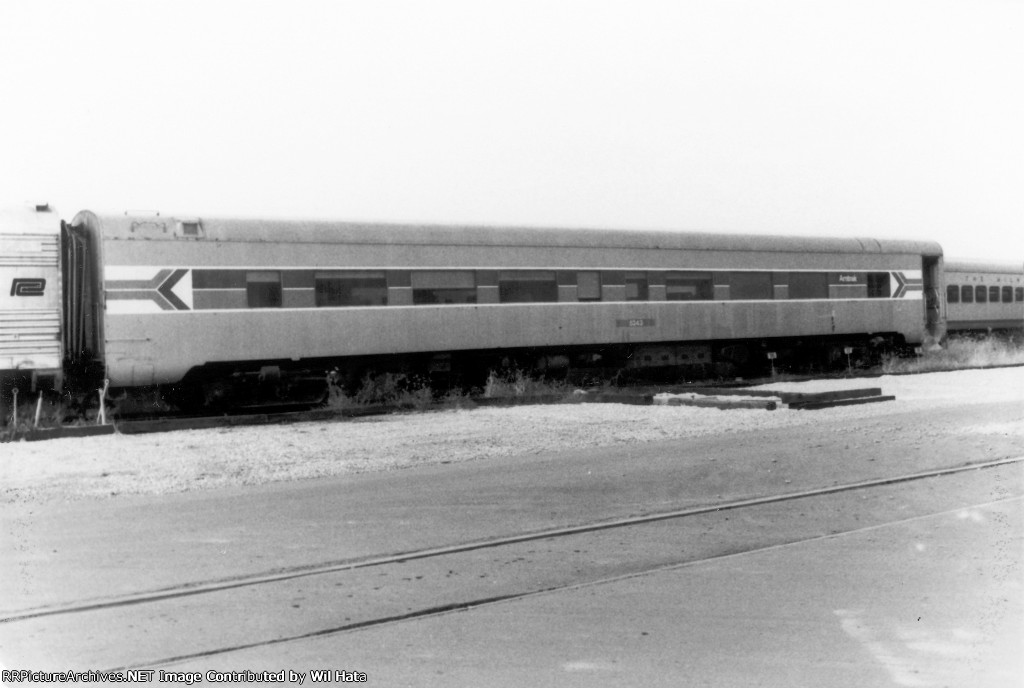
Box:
[3,456,1020,670]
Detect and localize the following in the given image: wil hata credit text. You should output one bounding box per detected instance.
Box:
[1,669,368,684]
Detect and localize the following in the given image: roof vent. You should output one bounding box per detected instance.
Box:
[175,219,205,239]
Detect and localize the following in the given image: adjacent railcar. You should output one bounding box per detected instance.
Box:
[944,260,1024,333]
[62,211,944,403]
[0,204,63,391]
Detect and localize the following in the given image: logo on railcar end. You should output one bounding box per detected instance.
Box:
[10,278,46,296]
[105,268,192,311]
[892,271,922,298]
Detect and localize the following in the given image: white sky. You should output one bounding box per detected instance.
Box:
[1,0,1022,261]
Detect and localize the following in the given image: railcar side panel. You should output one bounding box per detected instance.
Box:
[99,296,929,386]
[69,212,943,387]
[944,261,1024,332]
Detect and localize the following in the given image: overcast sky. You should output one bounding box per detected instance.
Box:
[1,0,1021,261]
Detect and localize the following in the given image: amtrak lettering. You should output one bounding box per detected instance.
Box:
[10,278,46,296]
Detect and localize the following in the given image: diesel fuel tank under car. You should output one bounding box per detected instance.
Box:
[58,211,945,406]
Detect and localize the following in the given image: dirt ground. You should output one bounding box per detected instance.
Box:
[2,367,1022,504]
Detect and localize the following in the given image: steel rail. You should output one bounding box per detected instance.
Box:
[4,454,1020,626]
[116,493,1024,671]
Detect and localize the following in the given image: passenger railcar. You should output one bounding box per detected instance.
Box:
[944,260,1024,334]
[59,211,944,406]
[0,204,63,391]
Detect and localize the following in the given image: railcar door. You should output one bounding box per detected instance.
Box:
[923,255,945,343]
[61,221,102,385]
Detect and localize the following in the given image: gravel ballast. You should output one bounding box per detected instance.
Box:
[2,368,1022,504]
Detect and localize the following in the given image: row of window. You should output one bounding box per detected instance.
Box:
[947,284,1024,304]
[222,269,895,309]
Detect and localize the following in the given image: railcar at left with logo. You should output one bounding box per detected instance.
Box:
[0,204,64,400]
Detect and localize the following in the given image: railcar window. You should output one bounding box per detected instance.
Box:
[975,285,986,303]
[246,271,282,308]
[411,271,476,304]
[625,272,649,301]
[728,272,773,300]
[315,271,387,307]
[1000,286,1012,303]
[498,271,558,303]
[989,286,1000,303]
[961,285,973,303]
[577,272,601,301]
[946,285,960,303]
[867,272,890,298]
[1016,287,1024,302]
[789,272,829,300]
[665,272,713,301]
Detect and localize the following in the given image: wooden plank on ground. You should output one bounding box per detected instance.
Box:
[669,387,780,398]
[778,388,883,404]
[583,393,654,405]
[788,395,895,410]
[472,395,564,407]
[7,425,117,443]
[663,397,778,410]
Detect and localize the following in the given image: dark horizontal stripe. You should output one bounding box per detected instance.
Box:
[601,270,625,286]
[282,270,315,288]
[194,290,247,310]
[126,268,931,312]
[106,289,161,300]
[105,269,171,291]
[646,273,666,287]
[192,269,247,289]
[387,270,411,288]
[476,271,499,287]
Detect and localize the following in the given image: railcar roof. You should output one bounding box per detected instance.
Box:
[0,204,61,235]
[945,259,1024,275]
[73,211,943,256]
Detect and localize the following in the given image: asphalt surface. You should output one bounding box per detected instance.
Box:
[1,400,1022,685]
[169,496,1023,688]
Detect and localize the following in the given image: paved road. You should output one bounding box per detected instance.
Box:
[1,400,1022,684]
[171,496,1023,688]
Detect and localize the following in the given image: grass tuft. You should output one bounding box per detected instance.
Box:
[881,335,1024,374]
[482,368,573,399]
[327,371,437,411]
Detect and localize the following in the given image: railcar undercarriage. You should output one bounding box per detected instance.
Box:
[139,332,906,413]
